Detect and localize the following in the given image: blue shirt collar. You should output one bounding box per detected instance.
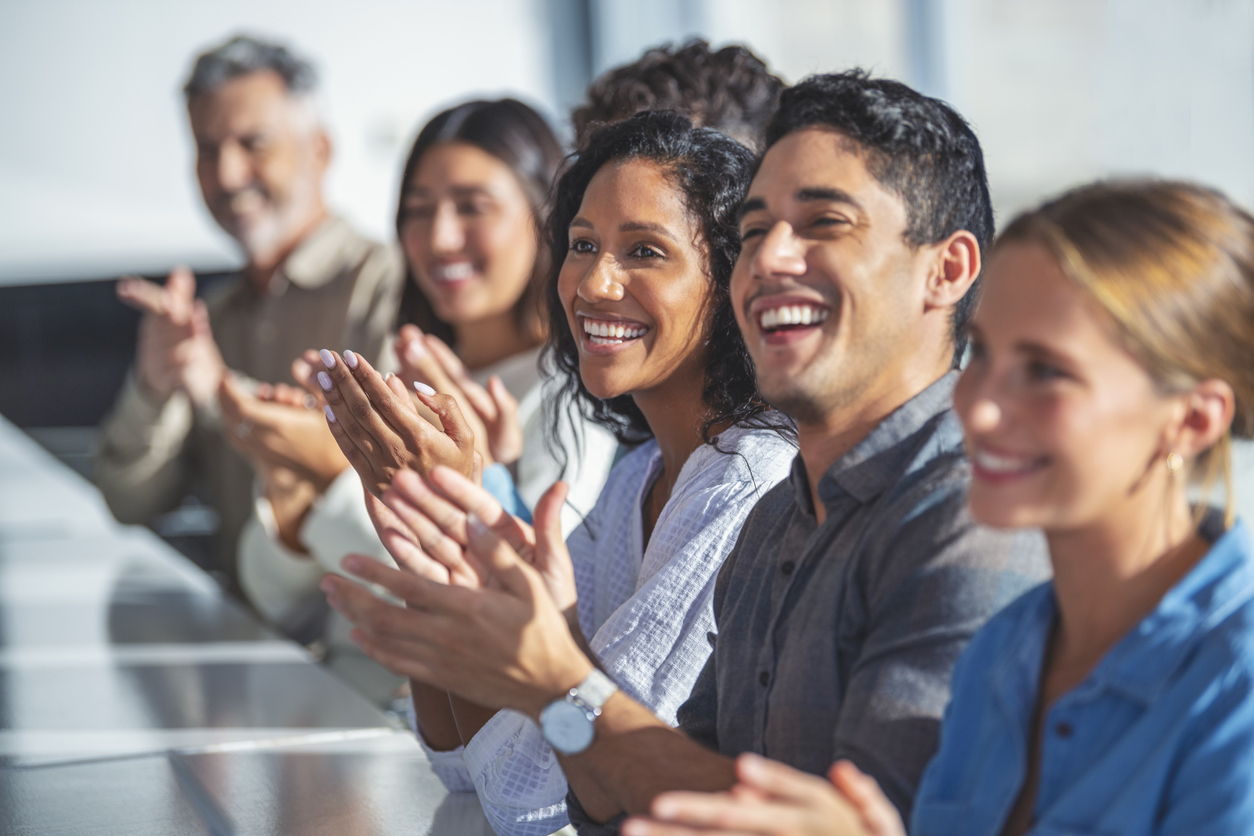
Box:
[997,516,1254,710]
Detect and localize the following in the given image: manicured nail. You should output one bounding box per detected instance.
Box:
[302,393,317,409]
[323,405,336,423]
[405,340,426,362]
[317,371,333,392]
[413,381,436,397]
[344,349,358,369]
[319,349,336,368]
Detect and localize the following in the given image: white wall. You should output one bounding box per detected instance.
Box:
[0,0,553,285]
[4,0,1253,281]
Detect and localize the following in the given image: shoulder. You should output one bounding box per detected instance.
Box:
[678,426,797,497]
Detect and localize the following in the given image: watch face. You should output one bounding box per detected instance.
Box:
[540,700,595,754]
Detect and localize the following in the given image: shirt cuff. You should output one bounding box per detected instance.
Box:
[408,697,476,793]
[237,495,324,625]
[302,468,393,574]
[100,370,192,455]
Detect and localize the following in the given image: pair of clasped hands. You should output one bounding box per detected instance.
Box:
[220,326,526,554]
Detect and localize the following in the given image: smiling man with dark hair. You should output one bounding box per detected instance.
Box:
[320,70,1049,833]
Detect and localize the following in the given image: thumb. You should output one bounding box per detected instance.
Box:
[415,388,475,448]
[166,266,196,324]
[190,299,212,338]
[534,481,568,558]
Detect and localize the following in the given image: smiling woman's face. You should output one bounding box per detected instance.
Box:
[398,142,537,325]
[558,158,714,402]
[953,241,1181,532]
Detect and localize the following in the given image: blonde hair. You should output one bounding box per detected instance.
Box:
[997,180,1254,527]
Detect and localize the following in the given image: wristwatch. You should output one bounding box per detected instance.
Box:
[539,669,619,755]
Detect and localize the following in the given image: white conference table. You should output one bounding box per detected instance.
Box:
[0,414,492,835]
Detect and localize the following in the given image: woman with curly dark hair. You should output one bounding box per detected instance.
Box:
[385,110,797,835]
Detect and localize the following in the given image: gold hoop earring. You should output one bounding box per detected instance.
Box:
[1166,452,1184,472]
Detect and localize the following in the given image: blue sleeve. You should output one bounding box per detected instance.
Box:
[1158,665,1254,835]
[481,462,532,524]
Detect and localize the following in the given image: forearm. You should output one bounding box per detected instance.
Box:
[411,680,462,752]
[95,374,194,523]
[448,695,500,746]
[559,693,738,823]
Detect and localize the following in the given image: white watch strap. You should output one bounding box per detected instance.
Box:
[572,669,618,710]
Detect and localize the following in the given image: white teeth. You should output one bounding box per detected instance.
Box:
[974,449,1038,474]
[434,262,474,282]
[582,318,646,344]
[758,304,829,331]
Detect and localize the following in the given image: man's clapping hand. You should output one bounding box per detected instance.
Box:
[117,267,225,408]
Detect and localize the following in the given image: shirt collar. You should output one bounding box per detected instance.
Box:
[1089,515,1254,705]
[789,372,962,513]
[279,215,362,291]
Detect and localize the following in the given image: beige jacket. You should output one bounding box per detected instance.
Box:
[94,216,403,589]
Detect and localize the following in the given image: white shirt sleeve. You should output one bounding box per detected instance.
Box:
[237,468,396,630]
[301,467,394,574]
[455,431,794,836]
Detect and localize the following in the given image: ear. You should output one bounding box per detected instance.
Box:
[1172,379,1236,461]
[312,127,332,172]
[923,230,982,313]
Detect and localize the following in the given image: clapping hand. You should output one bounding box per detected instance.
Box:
[321,465,587,717]
[396,326,523,465]
[366,465,575,610]
[117,267,225,408]
[314,348,477,497]
[218,374,348,491]
[621,754,905,836]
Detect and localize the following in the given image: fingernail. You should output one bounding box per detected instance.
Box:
[466,512,486,537]
[317,371,333,392]
[319,349,336,368]
[414,381,436,397]
[406,340,426,362]
[320,577,337,594]
[302,394,316,409]
[344,349,358,369]
[323,404,337,423]
[342,554,363,573]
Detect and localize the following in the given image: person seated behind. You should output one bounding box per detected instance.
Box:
[629,180,1254,836]
[317,111,798,835]
[230,99,619,663]
[94,34,402,592]
[318,69,1050,832]
[571,37,783,150]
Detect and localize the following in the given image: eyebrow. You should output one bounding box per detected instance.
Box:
[619,221,675,239]
[401,184,493,199]
[737,187,864,222]
[569,216,593,229]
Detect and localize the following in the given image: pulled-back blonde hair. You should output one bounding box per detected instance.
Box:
[997,180,1254,527]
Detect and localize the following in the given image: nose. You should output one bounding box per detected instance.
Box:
[751,221,807,281]
[967,399,1003,433]
[214,141,252,193]
[576,254,625,303]
[430,203,466,254]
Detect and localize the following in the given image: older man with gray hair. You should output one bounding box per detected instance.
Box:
[95,35,403,593]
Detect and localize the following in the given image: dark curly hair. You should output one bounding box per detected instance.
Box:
[545,110,794,456]
[394,98,564,345]
[572,39,784,152]
[765,70,993,363]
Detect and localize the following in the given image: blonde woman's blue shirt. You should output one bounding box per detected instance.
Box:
[912,516,1254,835]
